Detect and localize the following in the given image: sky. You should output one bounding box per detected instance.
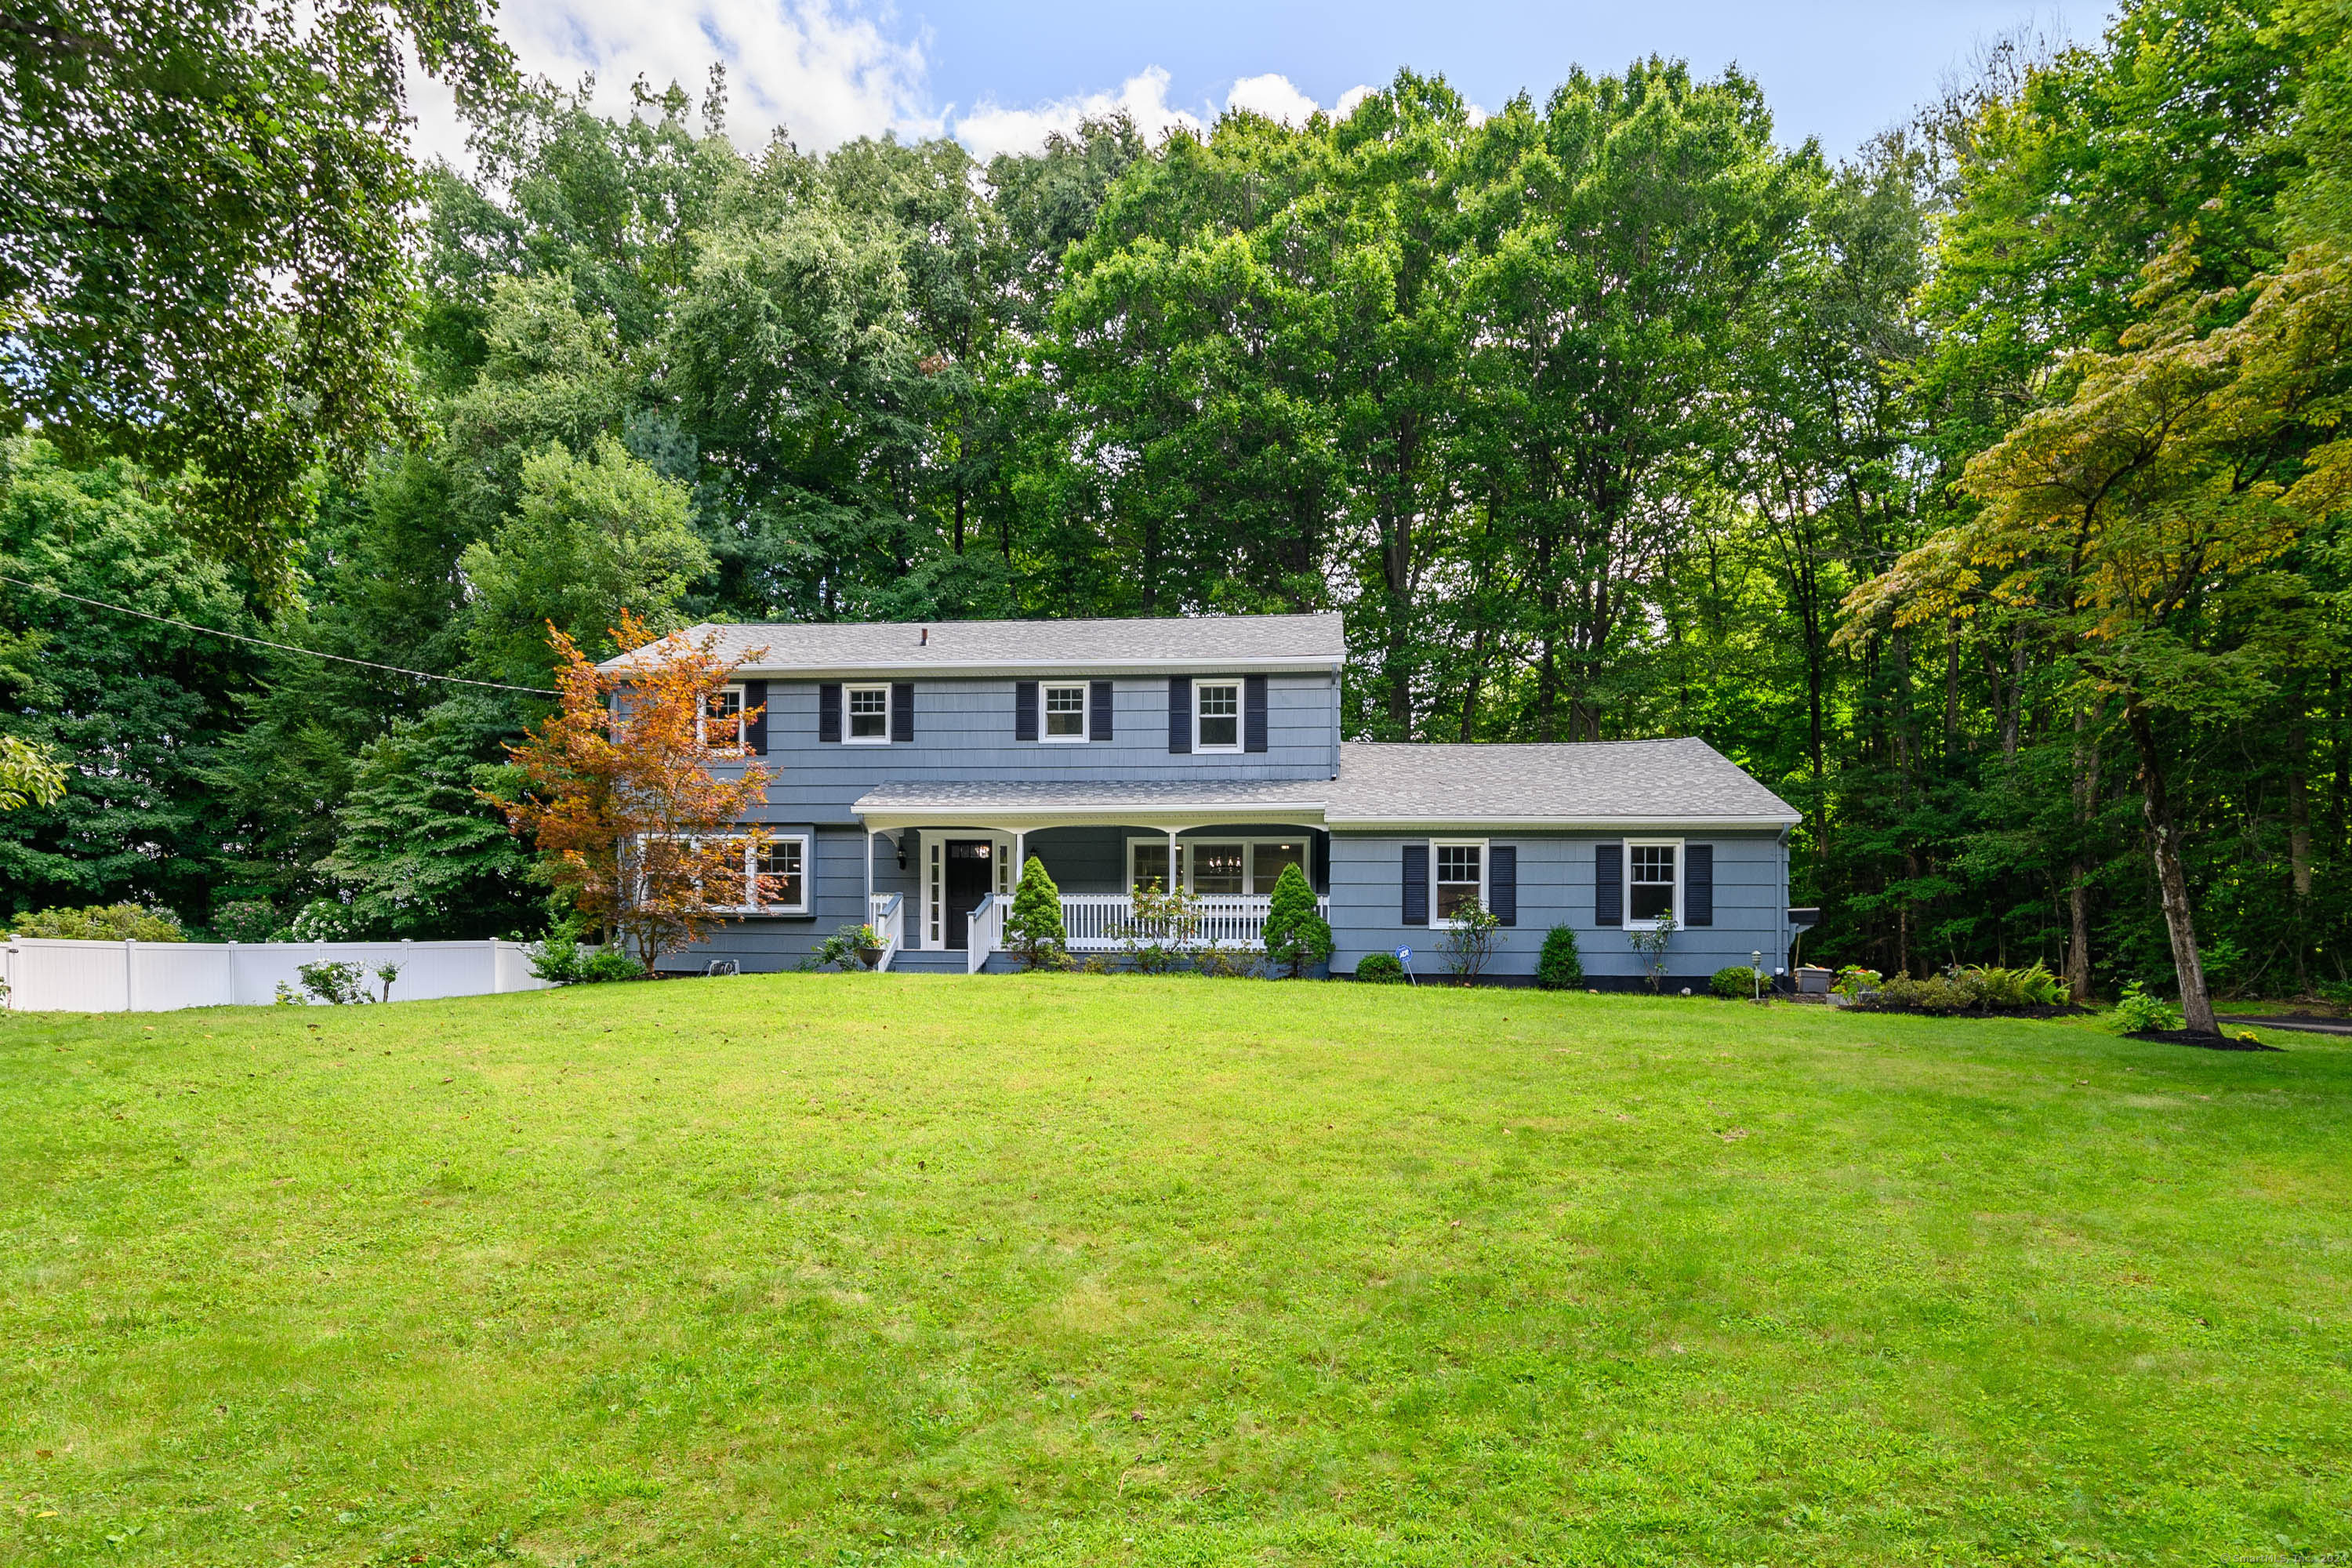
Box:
[408,0,2082,169]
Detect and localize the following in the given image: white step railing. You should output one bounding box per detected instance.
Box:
[966,894,1005,974]
[869,892,903,971]
[1056,894,1328,950]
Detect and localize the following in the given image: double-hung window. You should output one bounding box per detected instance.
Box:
[753,837,808,913]
[1433,841,1485,920]
[1195,682,1240,751]
[1628,841,1678,924]
[701,685,746,753]
[844,684,891,743]
[1043,682,1088,741]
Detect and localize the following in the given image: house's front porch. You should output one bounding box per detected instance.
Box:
[851,779,1334,970]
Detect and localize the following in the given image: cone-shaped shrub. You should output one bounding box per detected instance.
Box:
[1261,861,1333,978]
[1005,855,1066,969]
[1536,925,1584,989]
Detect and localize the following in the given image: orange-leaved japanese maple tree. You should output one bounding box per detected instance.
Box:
[488,612,774,975]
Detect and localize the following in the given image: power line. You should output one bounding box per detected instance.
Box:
[0,575,554,695]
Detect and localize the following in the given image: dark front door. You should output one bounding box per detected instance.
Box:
[944,840,994,950]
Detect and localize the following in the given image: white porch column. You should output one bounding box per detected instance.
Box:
[1167,828,1180,892]
[862,827,874,916]
[1014,829,1025,878]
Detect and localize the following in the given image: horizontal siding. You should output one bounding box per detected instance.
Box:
[662,826,1791,982]
[717,673,1339,821]
[1328,832,1788,982]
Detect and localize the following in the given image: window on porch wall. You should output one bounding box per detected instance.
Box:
[1191,843,1245,895]
[1131,841,1181,894]
[1251,841,1305,895]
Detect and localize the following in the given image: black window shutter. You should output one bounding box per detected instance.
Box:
[1312,830,1330,893]
[1686,844,1714,927]
[891,682,914,743]
[742,679,768,755]
[1402,843,1428,926]
[1168,677,1192,753]
[1595,843,1622,926]
[1015,681,1039,742]
[818,683,842,744]
[1490,845,1517,927]
[1243,675,1268,753]
[1090,680,1113,742]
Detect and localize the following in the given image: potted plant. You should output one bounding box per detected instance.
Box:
[848,922,885,967]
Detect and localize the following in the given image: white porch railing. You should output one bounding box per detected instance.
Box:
[966,894,1006,974]
[869,892,904,971]
[1057,894,1329,951]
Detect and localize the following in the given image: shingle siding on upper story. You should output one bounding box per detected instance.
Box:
[720,673,1341,822]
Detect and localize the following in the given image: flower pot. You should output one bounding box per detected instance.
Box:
[855,945,884,969]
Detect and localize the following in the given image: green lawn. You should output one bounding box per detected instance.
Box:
[4,978,2348,1566]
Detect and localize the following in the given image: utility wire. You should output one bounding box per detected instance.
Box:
[0,575,554,695]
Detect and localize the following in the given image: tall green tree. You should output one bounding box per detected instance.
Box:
[0,0,512,593]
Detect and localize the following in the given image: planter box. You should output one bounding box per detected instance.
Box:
[1795,965,1833,996]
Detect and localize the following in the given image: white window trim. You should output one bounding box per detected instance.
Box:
[746,833,811,914]
[1430,837,1489,924]
[844,682,893,746]
[1123,836,1313,896]
[1192,681,1243,753]
[635,831,810,914]
[1040,681,1091,743]
[699,684,747,754]
[1624,837,1684,931]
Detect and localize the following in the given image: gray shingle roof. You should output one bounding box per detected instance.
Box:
[1323,740,1798,827]
[604,613,1345,675]
[851,740,1795,829]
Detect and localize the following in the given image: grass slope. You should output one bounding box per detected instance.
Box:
[3,978,2348,1566]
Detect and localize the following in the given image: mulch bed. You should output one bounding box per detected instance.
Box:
[2125,1029,2284,1052]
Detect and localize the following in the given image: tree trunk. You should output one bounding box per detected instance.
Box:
[2287,712,2313,993]
[2066,703,2100,1003]
[2125,702,2215,1033]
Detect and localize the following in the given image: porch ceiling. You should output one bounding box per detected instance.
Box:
[852,778,1330,833]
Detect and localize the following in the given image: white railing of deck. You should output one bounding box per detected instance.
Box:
[966,894,1005,974]
[869,892,903,971]
[1056,894,1329,950]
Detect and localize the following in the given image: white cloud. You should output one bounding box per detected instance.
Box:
[952,70,1384,162]
[405,0,933,171]
[952,66,1206,165]
[1225,72,1319,125]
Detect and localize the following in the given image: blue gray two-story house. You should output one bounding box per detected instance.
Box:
[604,612,1806,985]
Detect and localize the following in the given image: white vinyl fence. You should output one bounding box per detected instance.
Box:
[0,937,554,1013]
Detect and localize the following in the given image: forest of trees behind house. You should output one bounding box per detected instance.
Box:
[3,0,2347,999]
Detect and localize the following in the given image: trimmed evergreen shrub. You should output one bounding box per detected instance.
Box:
[1005,855,1067,970]
[1710,965,1762,999]
[1261,862,1333,978]
[1535,926,1584,989]
[1353,953,1407,984]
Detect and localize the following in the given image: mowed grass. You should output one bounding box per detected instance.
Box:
[4,978,2349,1567]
